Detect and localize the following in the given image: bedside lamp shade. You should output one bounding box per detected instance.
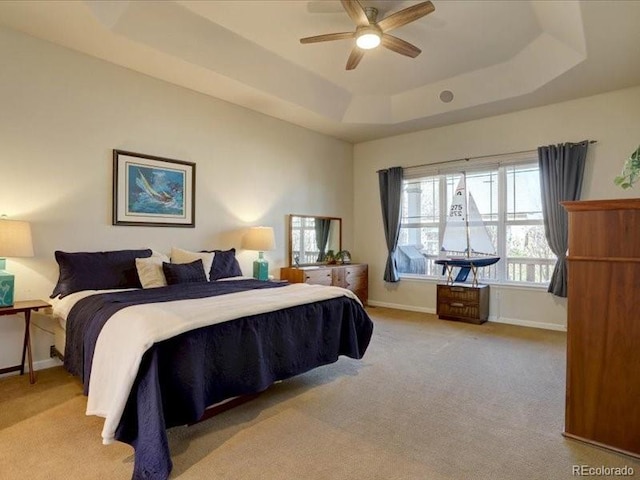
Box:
[242,226,276,281]
[0,219,34,307]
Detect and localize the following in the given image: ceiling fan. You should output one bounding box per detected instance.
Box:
[300,0,435,70]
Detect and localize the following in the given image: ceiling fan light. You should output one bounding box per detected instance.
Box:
[356,31,381,50]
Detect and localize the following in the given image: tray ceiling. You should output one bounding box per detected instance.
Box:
[1,0,639,142]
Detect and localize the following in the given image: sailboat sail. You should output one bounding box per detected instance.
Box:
[437,175,499,285]
[467,194,496,255]
[441,176,495,255]
[440,178,468,253]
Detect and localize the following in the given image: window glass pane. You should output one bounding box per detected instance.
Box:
[399,175,440,275]
[484,224,498,253]
[474,262,498,282]
[397,226,440,275]
[420,226,441,255]
[506,224,556,283]
[506,224,554,258]
[401,178,439,225]
[466,170,498,222]
[506,164,543,220]
[476,223,498,281]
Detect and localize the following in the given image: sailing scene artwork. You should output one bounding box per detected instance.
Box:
[113,150,195,227]
[127,164,185,217]
[435,175,499,286]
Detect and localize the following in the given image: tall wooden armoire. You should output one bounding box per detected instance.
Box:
[562,198,640,458]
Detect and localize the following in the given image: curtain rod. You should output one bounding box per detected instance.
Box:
[376,140,598,173]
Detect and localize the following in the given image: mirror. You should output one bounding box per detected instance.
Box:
[288,214,342,266]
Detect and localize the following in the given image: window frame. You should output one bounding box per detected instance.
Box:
[398,156,555,286]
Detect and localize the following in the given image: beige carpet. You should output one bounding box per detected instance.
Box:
[1,307,638,479]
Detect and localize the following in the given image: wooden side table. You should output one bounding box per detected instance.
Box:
[436,284,489,325]
[0,300,50,384]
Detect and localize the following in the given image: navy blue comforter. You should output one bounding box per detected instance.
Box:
[63,280,373,480]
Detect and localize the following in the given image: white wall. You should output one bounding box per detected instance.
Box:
[354,85,640,330]
[0,27,353,372]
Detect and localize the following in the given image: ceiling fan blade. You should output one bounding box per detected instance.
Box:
[340,0,369,27]
[300,32,355,44]
[346,47,365,70]
[381,34,421,58]
[378,1,435,33]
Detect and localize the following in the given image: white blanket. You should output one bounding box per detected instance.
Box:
[51,288,132,330]
[79,283,359,444]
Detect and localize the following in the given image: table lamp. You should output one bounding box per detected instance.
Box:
[0,219,34,307]
[242,226,276,281]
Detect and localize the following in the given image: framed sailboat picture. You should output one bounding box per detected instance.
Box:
[113,150,195,227]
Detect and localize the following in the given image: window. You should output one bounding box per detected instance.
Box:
[397,159,555,285]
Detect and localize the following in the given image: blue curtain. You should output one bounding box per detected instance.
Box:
[378,167,403,282]
[538,141,589,297]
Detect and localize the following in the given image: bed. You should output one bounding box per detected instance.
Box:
[50,248,373,480]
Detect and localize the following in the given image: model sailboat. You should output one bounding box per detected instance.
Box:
[435,176,500,285]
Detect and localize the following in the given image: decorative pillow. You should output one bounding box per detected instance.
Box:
[162,260,207,285]
[170,247,214,281]
[135,252,169,289]
[205,248,243,280]
[51,249,153,298]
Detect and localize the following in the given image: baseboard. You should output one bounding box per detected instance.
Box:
[0,357,62,380]
[367,300,566,332]
[367,300,436,315]
[34,357,62,371]
[491,316,567,332]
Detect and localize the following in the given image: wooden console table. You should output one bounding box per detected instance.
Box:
[0,300,50,384]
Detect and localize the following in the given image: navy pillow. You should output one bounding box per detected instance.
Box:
[51,249,152,298]
[204,248,243,280]
[162,260,208,285]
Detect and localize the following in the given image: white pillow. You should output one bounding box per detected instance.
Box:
[136,252,169,289]
[170,247,214,281]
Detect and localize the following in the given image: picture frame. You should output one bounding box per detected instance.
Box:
[113,149,195,227]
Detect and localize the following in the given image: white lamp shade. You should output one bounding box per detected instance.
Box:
[0,219,34,257]
[242,226,276,252]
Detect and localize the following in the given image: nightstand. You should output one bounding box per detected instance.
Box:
[0,300,50,384]
[436,284,489,325]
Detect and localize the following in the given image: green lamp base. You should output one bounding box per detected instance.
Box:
[252,252,269,281]
[0,259,15,307]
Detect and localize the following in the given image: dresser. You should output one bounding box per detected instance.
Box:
[562,198,640,459]
[436,284,489,325]
[280,264,368,305]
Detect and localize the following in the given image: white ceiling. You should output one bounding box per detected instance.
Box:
[1,0,639,143]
